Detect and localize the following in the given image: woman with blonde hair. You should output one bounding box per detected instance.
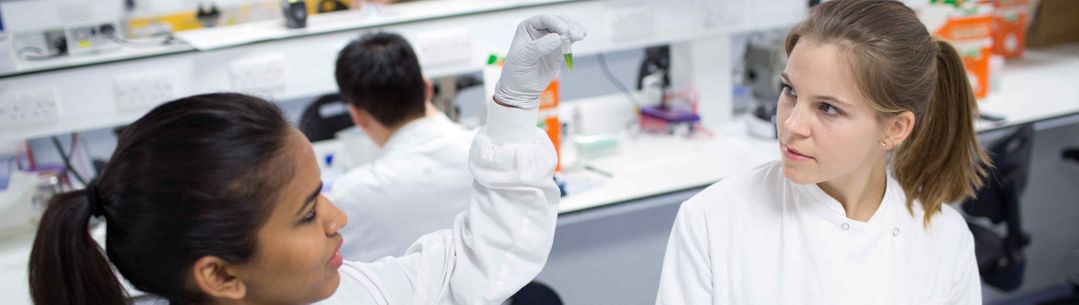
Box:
[656,0,991,304]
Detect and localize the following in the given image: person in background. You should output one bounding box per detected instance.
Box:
[656,0,990,304]
[28,14,584,305]
[330,31,475,263]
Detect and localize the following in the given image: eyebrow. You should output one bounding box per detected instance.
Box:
[295,182,323,215]
[780,73,855,108]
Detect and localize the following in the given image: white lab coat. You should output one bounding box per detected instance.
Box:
[317,103,559,305]
[656,161,980,305]
[329,113,475,262]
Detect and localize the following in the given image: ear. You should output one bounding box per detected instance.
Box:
[884,111,915,149]
[424,78,434,102]
[348,104,370,131]
[191,256,246,301]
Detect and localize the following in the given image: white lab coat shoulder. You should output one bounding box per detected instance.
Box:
[680,161,786,223]
[329,114,474,200]
[657,161,981,305]
[656,162,784,305]
[900,198,981,305]
[328,114,477,262]
[318,103,559,305]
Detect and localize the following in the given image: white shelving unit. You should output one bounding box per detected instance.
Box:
[0,0,807,143]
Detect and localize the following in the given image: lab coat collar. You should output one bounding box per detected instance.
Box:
[381,112,460,155]
[796,172,905,228]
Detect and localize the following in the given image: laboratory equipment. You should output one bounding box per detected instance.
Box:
[63,22,122,56]
[431,75,483,123]
[299,93,353,142]
[318,0,350,13]
[633,45,701,135]
[283,0,308,29]
[636,46,669,106]
[196,4,222,28]
[742,32,786,139]
[2,0,125,57]
[0,171,53,238]
[638,103,700,135]
[0,10,13,73]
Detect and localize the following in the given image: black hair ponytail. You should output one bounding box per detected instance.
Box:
[29,190,128,305]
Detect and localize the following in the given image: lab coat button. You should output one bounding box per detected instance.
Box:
[892,228,900,236]
[841,223,850,231]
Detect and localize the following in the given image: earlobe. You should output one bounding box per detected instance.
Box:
[191,256,247,301]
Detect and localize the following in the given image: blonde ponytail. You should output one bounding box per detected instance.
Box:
[894,40,992,225]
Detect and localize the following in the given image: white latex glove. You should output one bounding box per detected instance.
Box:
[494,15,587,109]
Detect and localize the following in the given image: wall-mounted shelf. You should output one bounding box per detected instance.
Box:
[0,0,806,143]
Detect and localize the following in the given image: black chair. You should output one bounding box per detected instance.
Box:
[963,124,1035,292]
[1037,148,1079,304]
[507,281,563,305]
[1064,147,1079,163]
[298,93,354,142]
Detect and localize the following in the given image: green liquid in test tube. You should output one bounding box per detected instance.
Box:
[562,37,573,71]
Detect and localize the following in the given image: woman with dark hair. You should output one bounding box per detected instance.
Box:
[28,15,585,305]
[657,0,990,304]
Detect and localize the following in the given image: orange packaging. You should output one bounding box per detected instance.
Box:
[538,80,561,172]
[930,4,993,99]
[992,0,1028,58]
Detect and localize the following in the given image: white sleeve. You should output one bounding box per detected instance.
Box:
[656,202,715,305]
[951,228,982,304]
[324,102,560,305]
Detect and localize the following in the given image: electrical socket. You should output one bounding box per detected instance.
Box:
[230,54,287,95]
[415,29,473,67]
[114,71,178,114]
[0,88,61,128]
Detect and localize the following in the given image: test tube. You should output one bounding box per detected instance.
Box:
[562,36,573,71]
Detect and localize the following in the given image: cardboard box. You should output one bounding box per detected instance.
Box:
[924,3,994,99]
[1026,0,1079,47]
[992,0,1028,58]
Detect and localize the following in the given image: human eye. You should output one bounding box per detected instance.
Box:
[781,82,797,97]
[300,199,318,224]
[818,102,843,117]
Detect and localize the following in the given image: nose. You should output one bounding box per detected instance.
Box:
[323,197,349,235]
[779,99,811,140]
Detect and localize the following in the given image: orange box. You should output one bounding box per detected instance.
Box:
[538,80,561,172]
[931,4,993,98]
[992,0,1028,58]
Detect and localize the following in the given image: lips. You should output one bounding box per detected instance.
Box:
[328,239,343,269]
[783,144,814,160]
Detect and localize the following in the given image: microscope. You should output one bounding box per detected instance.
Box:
[742,33,787,139]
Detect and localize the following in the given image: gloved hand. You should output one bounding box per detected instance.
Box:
[494,15,587,109]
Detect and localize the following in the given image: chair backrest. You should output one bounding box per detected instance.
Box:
[963,124,1035,223]
[299,93,354,142]
[508,281,563,305]
[962,124,1036,292]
